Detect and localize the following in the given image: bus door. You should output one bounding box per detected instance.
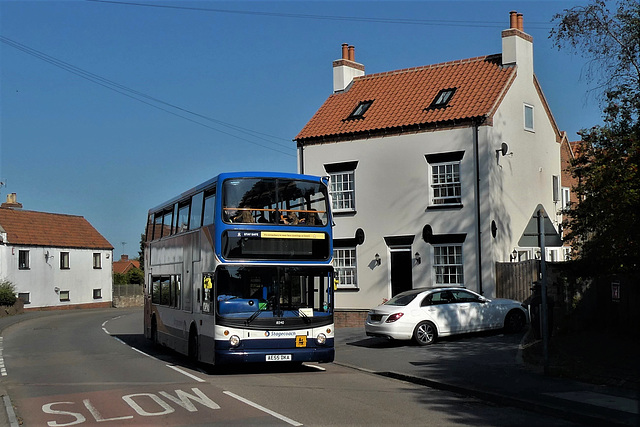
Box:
[199,273,216,363]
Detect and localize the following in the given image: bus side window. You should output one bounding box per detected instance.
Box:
[203,192,215,226]
[190,192,204,230]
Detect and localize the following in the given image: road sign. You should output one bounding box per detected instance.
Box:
[518,204,562,247]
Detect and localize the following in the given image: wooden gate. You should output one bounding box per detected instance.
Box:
[495,260,540,302]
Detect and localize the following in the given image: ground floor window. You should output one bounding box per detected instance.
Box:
[93,289,102,299]
[433,244,464,285]
[333,247,357,289]
[59,290,70,302]
[18,292,30,304]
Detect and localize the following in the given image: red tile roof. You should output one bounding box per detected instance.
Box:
[295,54,517,144]
[0,208,113,249]
[113,259,140,275]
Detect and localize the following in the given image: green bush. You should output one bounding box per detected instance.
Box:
[0,279,17,306]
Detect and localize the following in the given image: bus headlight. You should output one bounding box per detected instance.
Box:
[229,335,241,348]
[316,333,327,345]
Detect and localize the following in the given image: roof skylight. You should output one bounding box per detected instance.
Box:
[347,100,373,120]
[428,88,456,109]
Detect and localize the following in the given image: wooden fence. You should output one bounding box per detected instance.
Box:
[495,259,539,303]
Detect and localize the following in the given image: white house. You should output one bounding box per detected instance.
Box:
[295,11,564,321]
[0,194,114,309]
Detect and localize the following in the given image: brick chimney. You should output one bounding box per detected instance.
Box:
[120,254,129,261]
[502,11,533,78]
[333,43,365,93]
[1,193,23,209]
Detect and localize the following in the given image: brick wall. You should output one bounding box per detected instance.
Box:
[334,310,369,328]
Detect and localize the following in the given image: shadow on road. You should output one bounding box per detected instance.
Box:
[112,332,323,376]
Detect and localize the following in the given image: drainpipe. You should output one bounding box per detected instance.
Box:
[473,120,483,295]
[298,143,304,174]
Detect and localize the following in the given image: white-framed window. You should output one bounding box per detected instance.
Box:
[524,103,534,132]
[18,292,30,305]
[431,162,461,206]
[324,161,358,213]
[60,252,70,269]
[562,187,571,210]
[18,250,29,270]
[93,253,102,269]
[93,289,102,299]
[433,244,464,285]
[329,171,355,212]
[333,247,357,289]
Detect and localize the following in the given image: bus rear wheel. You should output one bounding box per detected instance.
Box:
[150,316,158,344]
[188,327,199,362]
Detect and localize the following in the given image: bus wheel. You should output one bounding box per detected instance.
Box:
[150,316,158,344]
[188,327,199,362]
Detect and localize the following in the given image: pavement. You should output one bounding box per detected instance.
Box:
[1,310,639,426]
[333,326,640,427]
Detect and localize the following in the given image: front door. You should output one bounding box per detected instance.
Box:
[390,248,412,297]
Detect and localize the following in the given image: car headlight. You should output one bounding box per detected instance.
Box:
[316,333,327,345]
[229,335,241,347]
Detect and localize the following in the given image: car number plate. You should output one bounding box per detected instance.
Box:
[266,354,292,362]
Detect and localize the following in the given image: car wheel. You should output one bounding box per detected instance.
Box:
[413,321,437,345]
[504,309,526,333]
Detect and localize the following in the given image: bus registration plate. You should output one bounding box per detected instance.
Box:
[266,354,292,362]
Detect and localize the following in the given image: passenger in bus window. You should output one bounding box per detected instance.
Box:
[232,210,255,223]
[284,211,299,225]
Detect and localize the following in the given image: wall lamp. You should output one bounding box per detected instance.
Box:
[510,249,518,262]
[374,253,381,266]
[414,252,421,265]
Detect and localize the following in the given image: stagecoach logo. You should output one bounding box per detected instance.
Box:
[265,331,296,338]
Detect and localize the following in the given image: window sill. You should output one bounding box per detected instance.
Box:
[427,204,463,211]
[333,210,357,216]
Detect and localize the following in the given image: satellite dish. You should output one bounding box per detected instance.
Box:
[501,142,509,156]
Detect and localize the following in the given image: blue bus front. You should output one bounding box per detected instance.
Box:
[210,174,335,364]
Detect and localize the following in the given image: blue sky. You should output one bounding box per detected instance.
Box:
[1,0,600,259]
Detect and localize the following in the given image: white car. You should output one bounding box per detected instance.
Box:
[365,287,528,345]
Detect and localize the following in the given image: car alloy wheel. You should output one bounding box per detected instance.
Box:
[414,321,437,345]
[504,309,526,333]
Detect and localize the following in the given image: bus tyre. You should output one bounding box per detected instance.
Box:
[188,327,199,362]
[150,316,158,344]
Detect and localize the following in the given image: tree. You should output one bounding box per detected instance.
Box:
[0,279,18,306]
[551,0,640,107]
[552,0,640,274]
[138,233,145,273]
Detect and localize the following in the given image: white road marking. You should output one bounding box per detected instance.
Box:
[303,363,326,371]
[223,391,303,426]
[0,336,7,376]
[166,364,206,383]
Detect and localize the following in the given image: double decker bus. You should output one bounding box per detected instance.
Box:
[144,172,335,364]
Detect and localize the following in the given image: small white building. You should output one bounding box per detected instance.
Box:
[295,12,565,321]
[0,194,114,309]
